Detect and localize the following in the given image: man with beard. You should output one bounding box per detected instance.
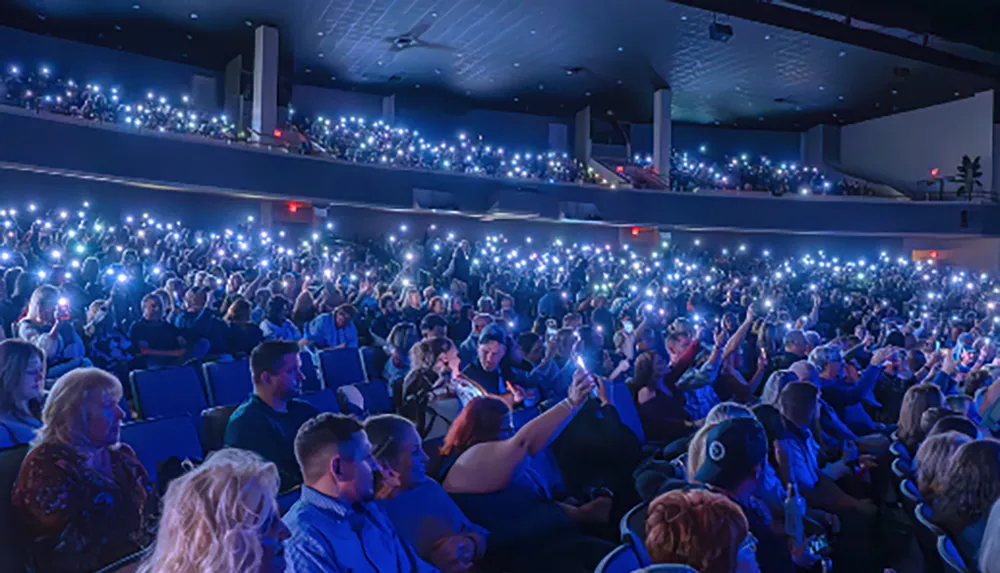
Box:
[284,413,440,573]
[224,340,318,490]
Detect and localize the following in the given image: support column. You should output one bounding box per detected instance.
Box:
[252,26,279,140]
[224,55,243,128]
[574,106,591,164]
[382,94,396,125]
[992,124,1000,194]
[653,88,672,179]
[548,123,568,153]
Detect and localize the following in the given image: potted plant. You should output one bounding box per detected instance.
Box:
[953,155,983,199]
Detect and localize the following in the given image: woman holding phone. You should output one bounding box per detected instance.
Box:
[17,286,91,379]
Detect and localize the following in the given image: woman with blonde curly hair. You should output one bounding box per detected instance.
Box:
[12,368,155,572]
[645,489,759,573]
[915,431,971,503]
[934,439,1000,564]
[138,448,289,573]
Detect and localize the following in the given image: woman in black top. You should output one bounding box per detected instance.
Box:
[223,298,263,357]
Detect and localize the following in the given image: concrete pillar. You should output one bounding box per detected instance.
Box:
[992,124,1000,194]
[382,94,396,125]
[191,74,218,110]
[252,26,279,140]
[574,106,591,164]
[224,55,243,128]
[801,124,842,169]
[548,123,569,153]
[652,88,672,178]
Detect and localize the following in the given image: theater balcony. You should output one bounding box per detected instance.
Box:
[1,107,998,240]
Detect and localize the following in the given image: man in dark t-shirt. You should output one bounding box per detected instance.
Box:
[224,341,319,490]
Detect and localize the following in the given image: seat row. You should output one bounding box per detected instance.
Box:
[129,346,386,420]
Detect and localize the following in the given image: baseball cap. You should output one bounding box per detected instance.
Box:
[478,323,508,346]
[693,418,768,490]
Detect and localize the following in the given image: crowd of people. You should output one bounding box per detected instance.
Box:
[4,195,1000,573]
[1,60,887,195]
[664,151,876,196]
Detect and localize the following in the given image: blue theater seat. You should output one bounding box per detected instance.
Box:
[360,345,388,382]
[338,381,392,417]
[318,348,367,391]
[299,389,341,414]
[120,415,203,486]
[610,382,646,444]
[200,404,238,454]
[595,544,642,573]
[130,365,208,419]
[937,535,970,573]
[621,501,653,567]
[300,351,323,392]
[202,358,252,406]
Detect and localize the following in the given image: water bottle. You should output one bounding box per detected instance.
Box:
[784,483,805,545]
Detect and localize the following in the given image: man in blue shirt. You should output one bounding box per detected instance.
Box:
[306,303,359,349]
[284,413,439,573]
[224,341,318,491]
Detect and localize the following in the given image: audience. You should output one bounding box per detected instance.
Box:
[306,303,359,349]
[897,384,946,454]
[0,339,46,447]
[12,368,156,572]
[436,372,614,572]
[366,414,487,572]
[17,285,92,377]
[137,448,289,573]
[224,341,318,491]
[283,412,437,572]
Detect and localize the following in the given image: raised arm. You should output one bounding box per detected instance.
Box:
[722,306,755,361]
[443,370,594,494]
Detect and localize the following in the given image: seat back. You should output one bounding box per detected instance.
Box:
[318,348,366,391]
[891,457,913,480]
[130,365,208,419]
[610,382,646,444]
[360,346,388,382]
[120,415,204,486]
[914,503,945,573]
[595,544,642,573]
[200,405,238,453]
[338,381,392,417]
[635,566,701,573]
[202,358,252,406]
[937,535,969,573]
[299,389,341,414]
[621,501,653,567]
[299,351,323,392]
[0,445,30,572]
[889,440,911,464]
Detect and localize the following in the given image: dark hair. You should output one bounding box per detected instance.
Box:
[334,303,357,319]
[420,313,448,333]
[294,413,365,483]
[364,414,415,463]
[477,323,507,346]
[929,416,979,440]
[920,407,958,436]
[440,397,510,456]
[250,341,299,385]
[517,332,541,355]
[224,298,252,323]
[379,293,395,311]
[777,382,820,424]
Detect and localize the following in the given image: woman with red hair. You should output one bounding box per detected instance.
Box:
[645,489,760,573]
[436,370,614,572]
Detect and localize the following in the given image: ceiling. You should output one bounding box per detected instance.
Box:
[1,0,997,128]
